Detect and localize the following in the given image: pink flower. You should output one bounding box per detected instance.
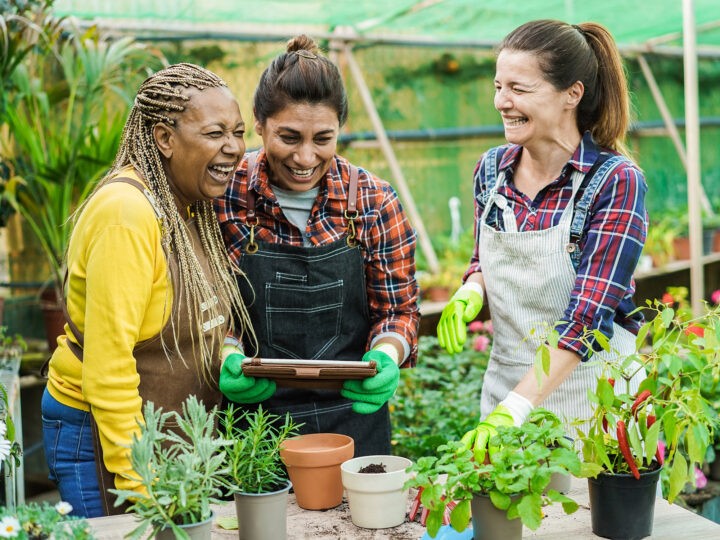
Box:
[483,320,493,335]
[695,466,708,490]
[473,335,490,352]
[711,289,720,305]
[467,321,484,333]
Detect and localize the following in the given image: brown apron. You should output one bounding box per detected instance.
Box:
[63,177,228,515]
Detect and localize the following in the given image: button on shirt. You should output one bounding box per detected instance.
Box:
[215,151,420,365]
[466,132,648,359]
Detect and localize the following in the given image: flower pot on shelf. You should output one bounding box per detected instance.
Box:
[340,454,412,529]
[234,481,292,540]
[673,236,690,260]
[280,433,354,510]
[470,492,522,540]
[156,511,214,540]
[39,287,65,353]
[587,465,662,540]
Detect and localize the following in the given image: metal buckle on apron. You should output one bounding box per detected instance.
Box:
[245,215,259,254]
[345,209,359,247]
[202,314,225,332]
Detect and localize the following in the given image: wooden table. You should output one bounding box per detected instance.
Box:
[87,476,720,539]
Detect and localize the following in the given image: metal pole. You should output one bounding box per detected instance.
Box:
[341,42,440,274]
[683,0,704,316]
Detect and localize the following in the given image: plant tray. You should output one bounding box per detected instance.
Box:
[241,358,377,389]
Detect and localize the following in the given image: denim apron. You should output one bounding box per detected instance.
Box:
[477,149,643,437]
[234,155,391,457]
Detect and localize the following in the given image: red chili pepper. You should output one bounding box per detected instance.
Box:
[602,415,609,433]
[608,378,615,387]
[646,415,664,465]
[617,420,640,480]
[631,390,652,418]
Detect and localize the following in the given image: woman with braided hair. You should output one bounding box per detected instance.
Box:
[215,35,419,457]
[41,63,254,517]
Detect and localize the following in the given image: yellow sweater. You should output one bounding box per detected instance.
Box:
[46,168,170,491]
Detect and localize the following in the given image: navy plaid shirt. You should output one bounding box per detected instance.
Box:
[466,132,648,359]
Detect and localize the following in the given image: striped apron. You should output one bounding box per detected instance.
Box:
[478,168,643,436]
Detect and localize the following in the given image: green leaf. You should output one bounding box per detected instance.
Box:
[667,452,688,503]
[662,413,677,444]
[489,490,511,510]
[579,462,605,478]
[645,420,660,464]
[592,432,613,471]
[517,493,543,530]
[598,379,615,408]
[449,500,471,533]
[688,423,710,465]
[425,509,444,538]
[215,516,238,530]
[661,307,675,328]
[594,331,610,352]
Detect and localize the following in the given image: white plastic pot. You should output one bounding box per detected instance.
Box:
[340,455,412,529]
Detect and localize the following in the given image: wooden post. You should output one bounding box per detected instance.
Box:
[341,42,440,274]
[683,0,705,316]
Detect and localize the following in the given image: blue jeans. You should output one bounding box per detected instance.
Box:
[41,388,104,518]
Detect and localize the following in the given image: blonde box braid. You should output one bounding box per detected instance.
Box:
[86,63,255,383]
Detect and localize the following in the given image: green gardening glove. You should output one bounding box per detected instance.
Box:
[459,405,514,463]
[219,352,276,404]
[340,349,400,415]
[437,284,484,354]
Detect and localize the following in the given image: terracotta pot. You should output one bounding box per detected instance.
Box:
[39,288,65,353]
[156,511,214,540]
[340,455,412,529]
[422,286,451,303]
[471,492,522,540]
[673,236,690,260]
[234,481,291,540]
[280,433,354,510]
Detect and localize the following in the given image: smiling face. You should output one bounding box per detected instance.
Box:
[255,102,339,192]
[493,49,582,149]
[154,86,245,208]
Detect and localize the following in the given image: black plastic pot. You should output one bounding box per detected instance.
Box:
[588,465,662,540]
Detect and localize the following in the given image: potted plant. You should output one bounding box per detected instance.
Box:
[110,395,230,540]
[219,404,301,540]
[574,299,720,539]
[0,500,96,539]
[406,408,581,540]
[642,214,676,268]
[0,13,157,350]
[280,432,354,510]
[340,454,413,529]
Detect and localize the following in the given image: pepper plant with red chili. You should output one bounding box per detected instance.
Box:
[573,299,720,503]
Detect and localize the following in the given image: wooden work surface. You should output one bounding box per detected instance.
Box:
[87,476,720,539]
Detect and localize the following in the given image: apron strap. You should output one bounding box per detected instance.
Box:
[244,153,362,249]
[567,154,628,270]
[51,175,160,516]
